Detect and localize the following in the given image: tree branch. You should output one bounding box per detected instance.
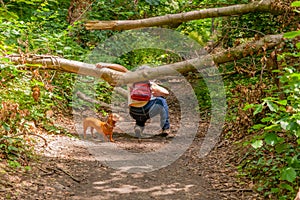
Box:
[112,34,283,85]
[211,34,283,64]
[85,0,285,31]
[7,34,283,86]
[8,54,121,85]
[75,91,111,107]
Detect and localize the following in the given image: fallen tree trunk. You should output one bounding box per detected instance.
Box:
[119,34,282,84]
[85,0,285,31]
[8,33,283,86]
[8,55,121,85]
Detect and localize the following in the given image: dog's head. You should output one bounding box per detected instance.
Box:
[108,113,122,126]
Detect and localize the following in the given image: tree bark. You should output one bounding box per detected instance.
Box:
[8,55,121,85]
[85,0,285,31]
[7,33,283,86]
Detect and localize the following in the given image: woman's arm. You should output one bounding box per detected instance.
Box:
[151,82,169,97]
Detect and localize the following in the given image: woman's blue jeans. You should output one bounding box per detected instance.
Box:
[129,97,170,130]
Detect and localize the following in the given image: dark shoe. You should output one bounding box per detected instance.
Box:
[166,132,175,139]
[156,129,174,138]
[134,126,143,139]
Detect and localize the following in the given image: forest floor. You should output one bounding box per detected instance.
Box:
[0,111,263,200]
[0,82,263,200]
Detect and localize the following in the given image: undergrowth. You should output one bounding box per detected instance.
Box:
[234,29,300,199]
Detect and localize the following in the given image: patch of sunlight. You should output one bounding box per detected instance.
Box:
[93,181,195,196]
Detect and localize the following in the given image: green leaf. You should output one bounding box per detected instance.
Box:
[287,121,298,132]
[251,140,263,149]
[261,117,273,123]
[280,167,297,182]
[30,16,37,21]
[2,123,10,131]
[64,46,72,51]
[280,121,289,130]
[280,183,294,192]
[257,187,264,192]
[252,124,265,130]
[0,57,10,62]
[8,160,21,168]
[54,94,63,100]
[266,101,278,112]
[264,133,278,146]
[291,1,300,7]
[243,103,255,111]
[271,188,280,193]
[264,124,281,131]
[288,155,300,168]
[8,145,18,152]
[272,69,281,73]
[31,79,44,87]
[276,100,287,106]
[284,31,300,39]
[253,104,263,115]
[24,166,32,171]
[296,42,300,49]
[275,143,290,154]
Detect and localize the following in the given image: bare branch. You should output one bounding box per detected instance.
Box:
[85,0,284,31]
[75,91,111,107]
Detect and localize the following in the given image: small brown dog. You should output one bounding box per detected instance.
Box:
[83,113,120,142]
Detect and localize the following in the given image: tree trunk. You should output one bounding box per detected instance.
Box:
[85,0,286,31]
[8,34,283,86]
[8,55,122,85]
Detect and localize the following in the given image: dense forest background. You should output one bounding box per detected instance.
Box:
[0,0,299,199]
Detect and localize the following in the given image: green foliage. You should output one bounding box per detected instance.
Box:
[229,3,300,198]
[0,0,88,59]
[0,0,88,166]
[240,35,300,198]
[0,99,36,169]
[118,48,182,69]
[177,18,213,45]
[88,0,188,20]
[221,6,298,48]
[292,1,300,8]
[86,0,213,46]
[284,31,300,39]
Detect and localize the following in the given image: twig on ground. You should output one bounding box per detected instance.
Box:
[28,132,48,148]
[56,165,81,183]
[0,132,48,148]
[37,165,56,176]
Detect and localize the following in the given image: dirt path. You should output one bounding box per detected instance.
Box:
[0,83,261,199]
[0,115,261,200]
